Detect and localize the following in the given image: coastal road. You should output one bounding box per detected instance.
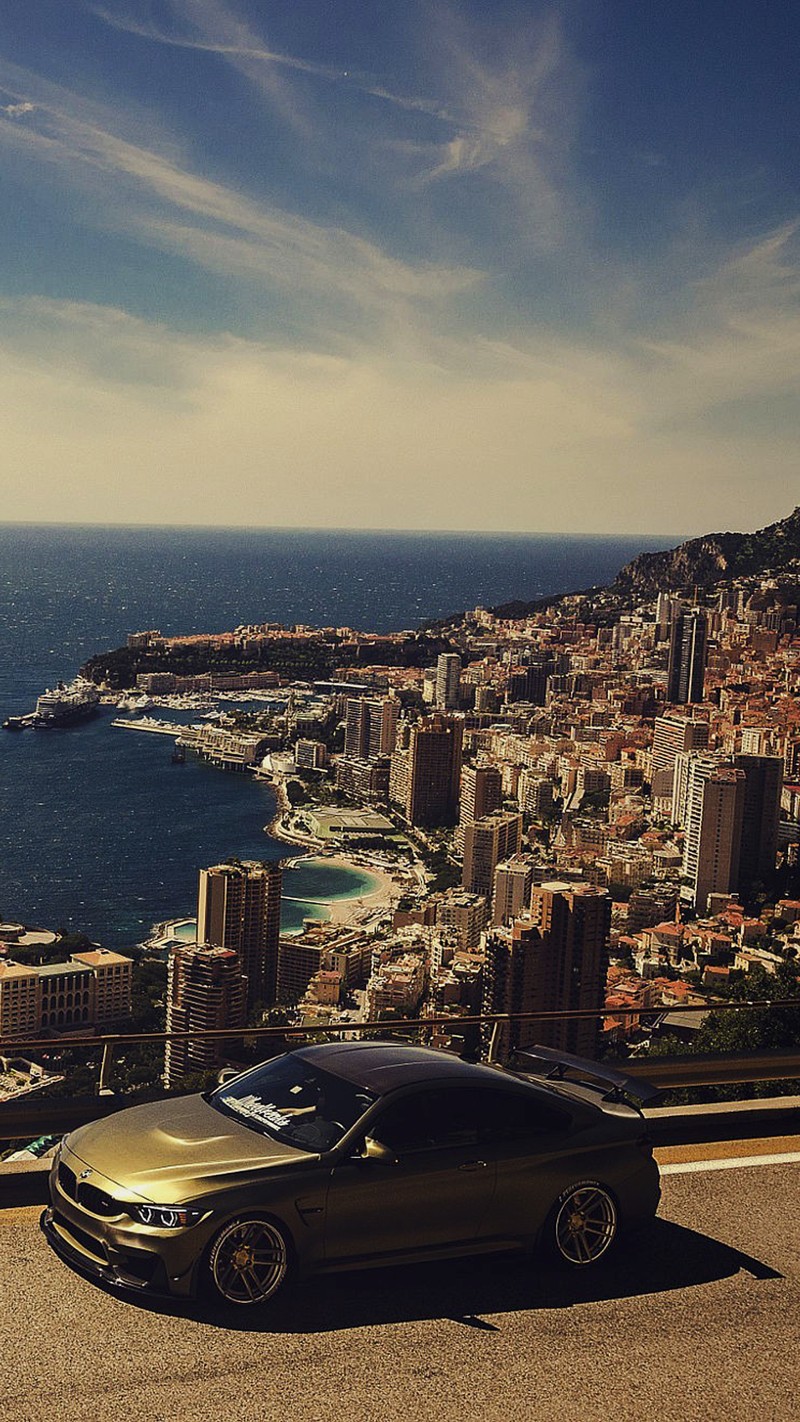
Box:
[1,1154,798,1422]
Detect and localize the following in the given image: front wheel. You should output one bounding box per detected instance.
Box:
[545,1182,618,1267]
[204,1216,293,1306]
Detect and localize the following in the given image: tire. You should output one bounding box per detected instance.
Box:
[545,1182,618,1267]
[204,1216,293,1307]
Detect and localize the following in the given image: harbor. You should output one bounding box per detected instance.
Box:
[111,716,181,735]
[3,676,100,731]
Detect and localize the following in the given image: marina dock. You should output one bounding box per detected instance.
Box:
[111,717,183,736]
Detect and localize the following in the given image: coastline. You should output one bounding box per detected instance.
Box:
[298,854,400,925]
[144,853,401,950]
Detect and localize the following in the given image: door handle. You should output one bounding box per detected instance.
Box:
[458,1160,487,1171]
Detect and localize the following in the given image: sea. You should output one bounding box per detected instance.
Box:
[0,524,671,948]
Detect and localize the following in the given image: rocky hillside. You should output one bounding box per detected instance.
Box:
[486,506,800,621]
[609,506,800,599]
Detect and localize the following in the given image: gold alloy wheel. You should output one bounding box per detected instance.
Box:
[553,1185,617,1266]
[208,1218,289,1305]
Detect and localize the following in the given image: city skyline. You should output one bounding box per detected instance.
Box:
[0,2,798,534]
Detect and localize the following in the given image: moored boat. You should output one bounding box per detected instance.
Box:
[32,677,101,728]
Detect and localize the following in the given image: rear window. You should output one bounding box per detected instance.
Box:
[370,1084,569,1154]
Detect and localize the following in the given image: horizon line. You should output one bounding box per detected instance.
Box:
[0,519,692,542]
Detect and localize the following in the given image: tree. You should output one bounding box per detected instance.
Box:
[647,960,800,1103]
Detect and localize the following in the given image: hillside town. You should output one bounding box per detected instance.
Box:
[5,516,800,1094]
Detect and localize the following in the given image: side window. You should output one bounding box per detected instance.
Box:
[370,1094,436,1153]
[370,1085,565,1154]
[426,1088,481,1148]
[370,1086,483,1153]
[478,1090,569,1146]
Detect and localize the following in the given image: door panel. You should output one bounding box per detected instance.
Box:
[324,1086,496,1262]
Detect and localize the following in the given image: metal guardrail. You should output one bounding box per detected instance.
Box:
[1,1052,799,1142]
[1,998,799,1141]
[2,995,799,1079]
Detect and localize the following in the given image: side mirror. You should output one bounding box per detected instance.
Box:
[359,1137,398,1166]
[216,1067,239,1086]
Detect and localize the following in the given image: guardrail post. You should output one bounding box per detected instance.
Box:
[98,1042,115,1095]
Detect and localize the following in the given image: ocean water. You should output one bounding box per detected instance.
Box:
[0,524,671,946]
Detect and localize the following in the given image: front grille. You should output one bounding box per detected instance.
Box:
[58,1161,77,1200]
[77,1182,120,1217]
[59,1160,121,1216]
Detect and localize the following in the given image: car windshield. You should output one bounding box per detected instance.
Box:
[208,1055,375,1152]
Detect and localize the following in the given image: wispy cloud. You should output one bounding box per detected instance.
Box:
[0,3,797,534]
[90,0,454,125]
[91,0,571,231]
[1,221,798,533]
[404,7,578,247]
[0,54,481,337]
[1,99,35,118]
[90,0,342,79]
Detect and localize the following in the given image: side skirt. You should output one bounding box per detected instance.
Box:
[316,1236,525,1275]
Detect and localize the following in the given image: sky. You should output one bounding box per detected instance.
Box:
[0,0,798,535]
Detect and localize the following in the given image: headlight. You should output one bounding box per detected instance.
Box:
[130,1205,207,1229]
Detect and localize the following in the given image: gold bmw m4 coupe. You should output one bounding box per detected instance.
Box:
[42,1042,660,1308]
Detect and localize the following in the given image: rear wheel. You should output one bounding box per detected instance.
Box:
[204,1216,293,1307]
[546,1182,618,1267]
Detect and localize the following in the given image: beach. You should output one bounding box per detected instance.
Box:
[314,855,401,924]
[283,853,403,927]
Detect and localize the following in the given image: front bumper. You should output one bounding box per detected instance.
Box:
[43,1151,208,1299]
[40,1205,175,1296]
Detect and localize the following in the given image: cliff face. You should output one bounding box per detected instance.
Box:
[609,506,800,598]
[483,506,800,622]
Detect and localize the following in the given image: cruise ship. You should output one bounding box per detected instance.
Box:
[33,677,101,728]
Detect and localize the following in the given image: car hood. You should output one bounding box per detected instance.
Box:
[65,1094,311,1202]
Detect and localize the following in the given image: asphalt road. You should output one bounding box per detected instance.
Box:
[1,1155,798,1422]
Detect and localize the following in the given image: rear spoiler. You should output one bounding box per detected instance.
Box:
[510,1045,661,1108]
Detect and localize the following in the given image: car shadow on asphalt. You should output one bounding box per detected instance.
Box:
[91,1216,783,1333]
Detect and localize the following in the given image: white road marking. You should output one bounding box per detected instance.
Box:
[661,1151,800,1175]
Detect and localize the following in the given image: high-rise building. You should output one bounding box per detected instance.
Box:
[164,944,247,1087]
[462,811,522,898]
[344,697,399,759]
[671,751,723,827]
[784,739,800,782]
[483,882,610,1059]
[667,607,708,704]
[492,855,534,927]
[388,746,411,812]
[400,714,463,827]
[335,754,391,802]
[197,859,283,1008]
[739,728,770,755]
[651,714,709,790]
[517,770,555,819]
[626,886,679,934]
[435,653,462,710]
[655,592,678,643]
[506,657,555,706]
[433,889,489,950]
[527,883,610,1057]
[734,754,783,893]
[457,763,502,852]
[681,765,746,911]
